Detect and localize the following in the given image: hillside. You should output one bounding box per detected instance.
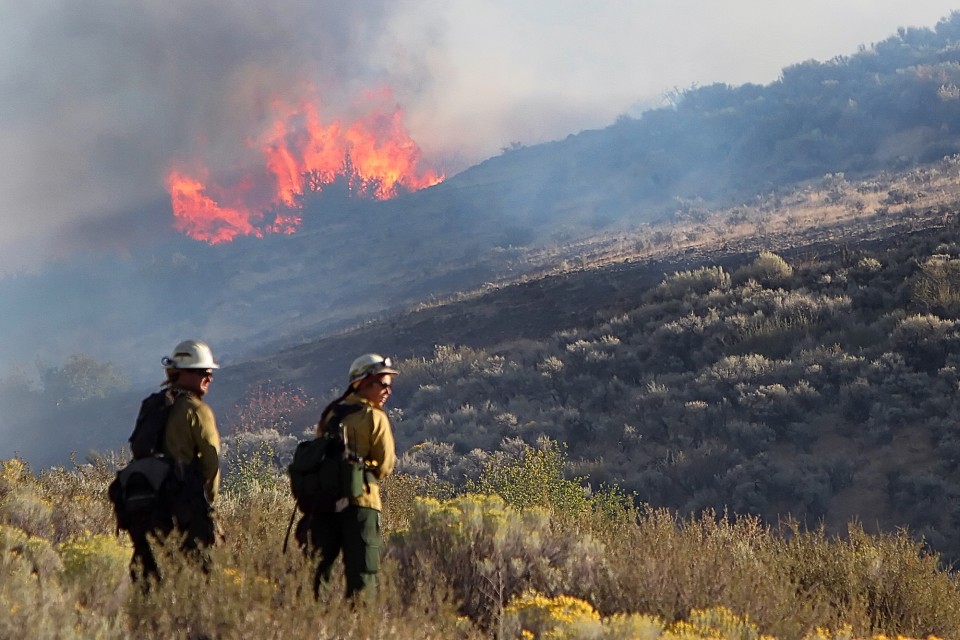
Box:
[9,11,960,563]
[212,161,960,408]
[198,162,960,566]
[13,11,960,639]
[6,12,960,389]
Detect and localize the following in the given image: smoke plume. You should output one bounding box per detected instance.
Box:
[0,0,431,270]
[2,1,958,272]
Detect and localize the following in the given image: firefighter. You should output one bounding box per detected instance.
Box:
[300,353,398,602]
[129,339,222,582]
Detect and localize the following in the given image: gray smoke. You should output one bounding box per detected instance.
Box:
[0,0,418,272]
[1,1,958,272]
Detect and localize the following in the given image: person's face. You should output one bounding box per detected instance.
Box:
[180,368,214,396]
[356,373,393,408]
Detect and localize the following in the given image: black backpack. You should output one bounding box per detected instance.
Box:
[288,403,365,515]
[108,391,177,531]
[128,391,174,459]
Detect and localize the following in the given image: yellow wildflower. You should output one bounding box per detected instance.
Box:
[58,533,130,580]
[505,590,602,640]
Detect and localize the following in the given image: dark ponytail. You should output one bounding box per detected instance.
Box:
[317,386,353,433]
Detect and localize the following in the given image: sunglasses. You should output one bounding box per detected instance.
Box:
[369,379,392,390]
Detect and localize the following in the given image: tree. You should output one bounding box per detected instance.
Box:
[39,354,127,405]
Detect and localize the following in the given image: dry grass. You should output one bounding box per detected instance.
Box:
[2,452,959,639]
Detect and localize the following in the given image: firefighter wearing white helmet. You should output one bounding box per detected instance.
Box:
[348,353,399,386]
[298,352,398,601]
[161,339,221,504]
[161,339,220,371]
[129,340,223,581]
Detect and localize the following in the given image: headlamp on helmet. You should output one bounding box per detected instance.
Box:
[348,353,399,386]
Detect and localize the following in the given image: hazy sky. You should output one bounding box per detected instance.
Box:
[0,0,957,272]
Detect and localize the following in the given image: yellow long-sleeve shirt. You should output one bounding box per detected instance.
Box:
[164,390,221,503]
[317,394,396,511]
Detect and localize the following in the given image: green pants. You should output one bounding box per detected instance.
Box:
[299,506,382,601]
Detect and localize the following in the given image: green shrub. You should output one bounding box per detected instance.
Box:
[912,257,960,317]
[734,251,794,287]
[58,532,131,607]
[775,522,960,638]
[391,494,607,630]
[890,313,959,371]
[0,484,53,538]
[656,266,733,300]
[596,508,816,639]
[59,532,129,579]
[380,471,456,535]
[37,454,121,540]
[3,453,960,638]
[0,523,64,577]
[223,439,285,498]
[470,440,590,522]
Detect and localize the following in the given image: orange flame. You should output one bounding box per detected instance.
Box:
[167,90,443,244]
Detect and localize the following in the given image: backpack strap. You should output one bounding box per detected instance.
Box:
[282,503,298,554]
[333,403,365,456]
[321,402,364,439]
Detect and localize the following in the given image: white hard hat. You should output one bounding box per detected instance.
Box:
[161,340,219,370]
[348,353,398,385]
